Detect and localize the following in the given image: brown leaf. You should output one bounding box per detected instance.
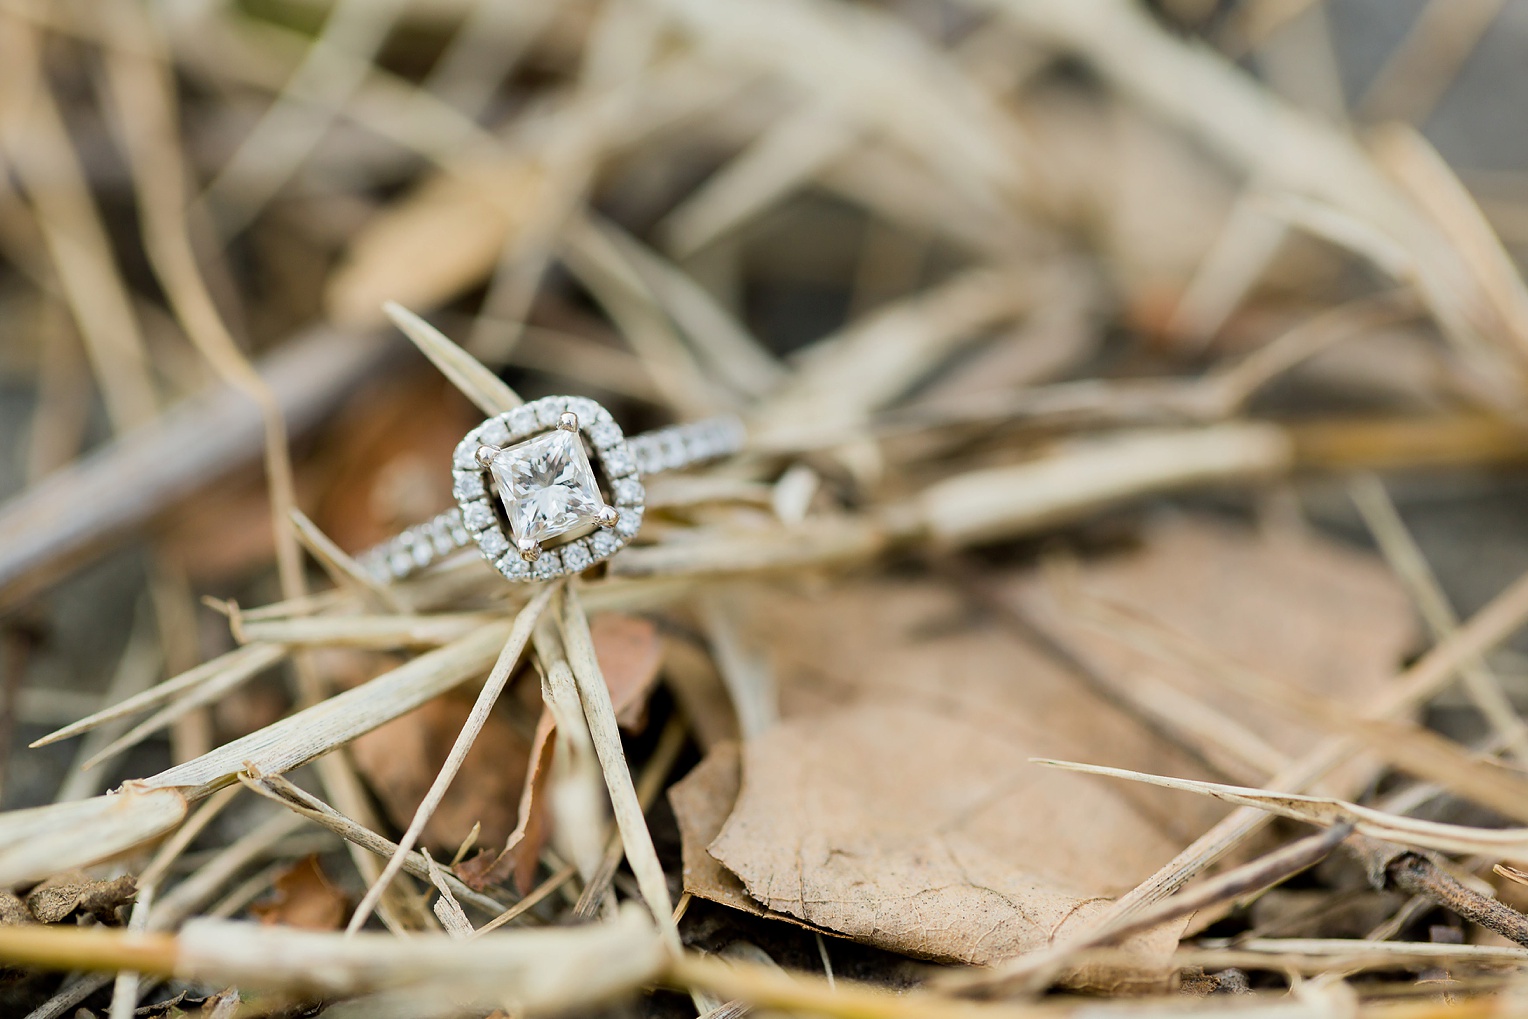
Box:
[313,376,483,553]
[711,703,1184,966]
[699,517,1412,973]
[458,614,663,892]
[592,613,664,732]
[24,871,136,924]
[352,688,533,854]
[250,855,349,931]
[1018,519,1418,771]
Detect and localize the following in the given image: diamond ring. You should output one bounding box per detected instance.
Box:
[358,396,746,584]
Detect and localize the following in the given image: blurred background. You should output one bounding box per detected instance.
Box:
[6,0,1528,803]
[4,1,1528,1003]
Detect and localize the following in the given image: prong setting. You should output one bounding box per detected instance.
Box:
[597,505,620,529]
[557,411,579,432]
[517,537,541,562]
[475,444,501,468]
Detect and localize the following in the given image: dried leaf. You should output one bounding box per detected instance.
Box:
[1019,518,1418,774]
[593,613,664,732]
[699,518,1411,972]
[250,855,349,931]
[460,613,665,891]
[351,688,533,853]
[668,741,826,932]
[711,703,1184,967]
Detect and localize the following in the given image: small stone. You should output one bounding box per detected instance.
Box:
[660,432,688,470]
[565,397,602,423]
[534,397,569,428]
[532,549,564,580]
[613,477,644,505]
[590,420,623,449]
[508,405,539,438]
[602,445,635,478]
[481,417,511,446]
[684,429,715,462]
[561,540,593,573]
[591,530,621,557]
[616,504,643,537]
[497,553,532,580]
[462,501,495,532]
[478,528,509,557]
[453,471,485,500]
[408,537,433,568]
[453,439,480,470]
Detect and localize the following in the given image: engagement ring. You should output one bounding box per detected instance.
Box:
[359,396,746,584]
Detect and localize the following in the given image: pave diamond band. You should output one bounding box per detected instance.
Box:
[358,405,745,585]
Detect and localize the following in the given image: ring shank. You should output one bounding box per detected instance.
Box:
[357,414,745,584]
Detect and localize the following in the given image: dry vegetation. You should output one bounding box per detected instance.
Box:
[4,0,1528,1016]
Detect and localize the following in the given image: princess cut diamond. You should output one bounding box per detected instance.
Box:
[487,429,608,546]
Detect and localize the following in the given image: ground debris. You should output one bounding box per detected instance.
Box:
[24,872,136,925]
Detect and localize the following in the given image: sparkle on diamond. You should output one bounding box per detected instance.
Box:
[488,429,607,545]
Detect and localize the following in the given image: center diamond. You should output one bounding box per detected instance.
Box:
[488,429,606,545]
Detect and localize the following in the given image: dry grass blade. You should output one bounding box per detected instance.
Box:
[591,214,784,399]
[917,424,1293,546]
[290,508,403,610]
[0,325,389,612]
[201,0,410,236]
[0,906,665,1013]
[30,643,285,749]
[79,653,291,773]
[1350,474,1528,762]
[1062,588,1528,824]
[558,585,680,950]
[383,302,522,416]
[422,848,474,937]
[100,2,310,599]
[0,786,187,887]
[660,102,853,260]
[347,581,557,932]
[988,0,1495,364]
[1080,823,1354,951]
[140,619,515,799]
[0,15,158,434]
[560,215,727,417]
[471,863,577,938]
[1036,759,1528,863]
[757,265,1037,438]
[240,772,507,916]
[237,612,502,649]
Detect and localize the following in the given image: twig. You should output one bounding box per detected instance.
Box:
[1350,474,1528,762]
[1346,836,1528,949]
[346,581,558,932]
[0,325,392,612]
[238,771,509,916]
[1087,822,1355,950]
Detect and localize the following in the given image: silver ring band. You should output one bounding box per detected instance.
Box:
[358,410,745,584]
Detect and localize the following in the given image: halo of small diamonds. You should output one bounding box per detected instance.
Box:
[452,396,642,582]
